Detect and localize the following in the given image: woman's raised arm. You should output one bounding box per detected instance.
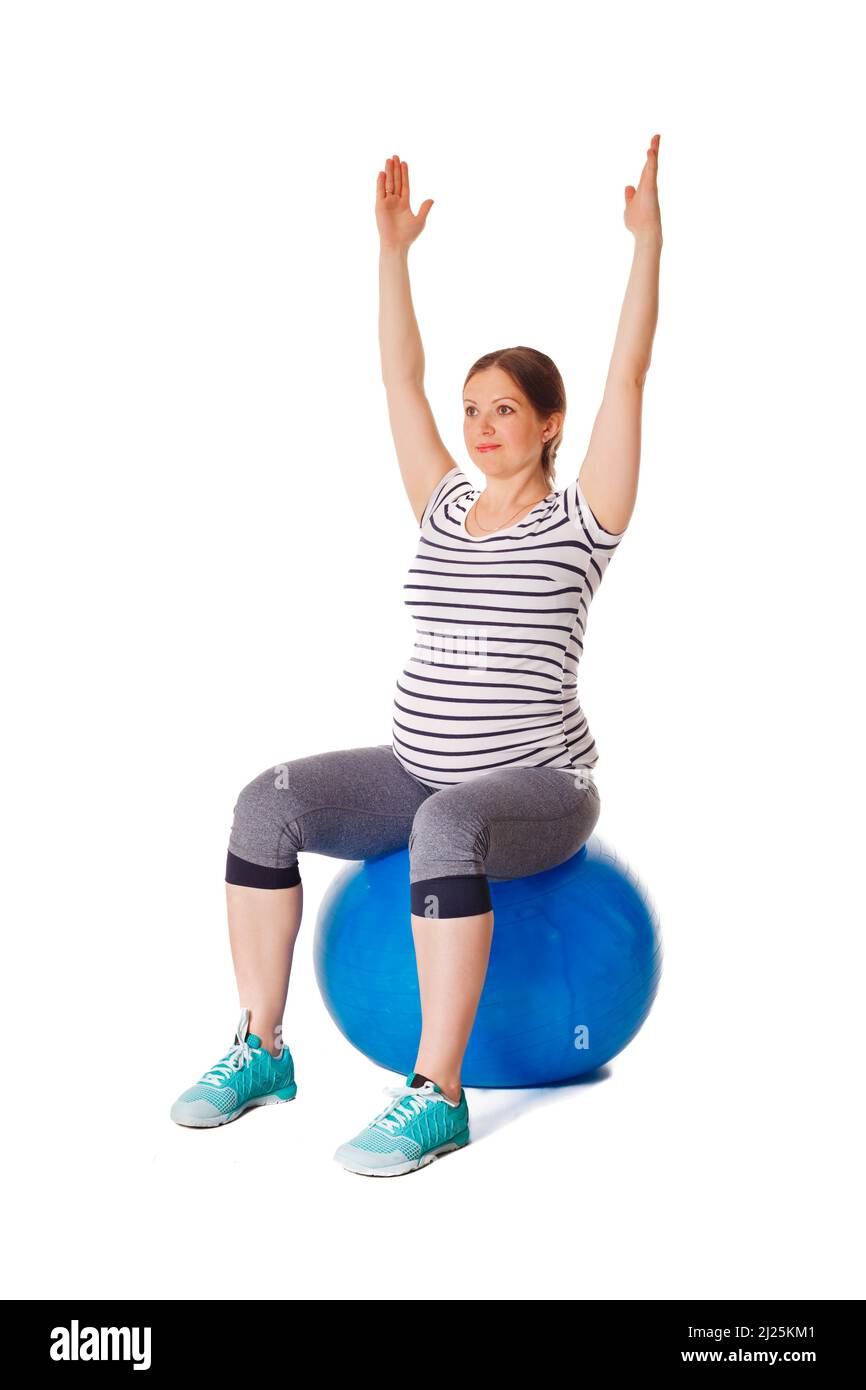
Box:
[578,135,663,536]
[376,154,457,525]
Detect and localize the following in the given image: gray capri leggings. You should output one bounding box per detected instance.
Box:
[225,744,601,918]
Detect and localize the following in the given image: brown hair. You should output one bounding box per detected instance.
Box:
[463,346,567,491]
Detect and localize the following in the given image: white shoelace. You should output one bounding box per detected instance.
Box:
[372,1082,451,1135]
[199,1008,256,1087]
[199,1038,253,1087]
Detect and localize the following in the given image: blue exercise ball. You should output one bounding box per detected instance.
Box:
[313,834,662,1088]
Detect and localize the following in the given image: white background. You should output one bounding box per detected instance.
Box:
[2,0,863,1301]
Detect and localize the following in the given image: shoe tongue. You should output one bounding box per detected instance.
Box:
[246,1033,262,1049]
[407,1072,440,1092]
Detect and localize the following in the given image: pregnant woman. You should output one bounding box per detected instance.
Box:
[170,137,663,1177]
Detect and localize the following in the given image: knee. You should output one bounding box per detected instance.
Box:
[408,794,491,919]
[227,762,306,873]
[409,794,488,871]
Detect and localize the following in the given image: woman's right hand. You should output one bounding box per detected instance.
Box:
[376,154,434,251]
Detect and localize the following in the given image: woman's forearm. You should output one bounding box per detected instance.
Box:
[607,236,662,388]
[379,244,425,387]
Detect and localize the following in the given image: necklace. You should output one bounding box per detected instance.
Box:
[471,489,551,533]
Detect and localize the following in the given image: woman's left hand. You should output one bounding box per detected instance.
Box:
[624,134,663,246]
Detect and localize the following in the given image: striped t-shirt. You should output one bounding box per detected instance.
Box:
[391,465,626,789]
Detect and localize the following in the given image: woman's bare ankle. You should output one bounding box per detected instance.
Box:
[246,1015,284,1057]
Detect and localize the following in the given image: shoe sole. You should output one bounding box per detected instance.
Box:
[335,1127,470,1176]
[171,1081,297,1129]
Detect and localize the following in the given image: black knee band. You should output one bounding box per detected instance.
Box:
[410,874,492,918]
[225,850,301,890]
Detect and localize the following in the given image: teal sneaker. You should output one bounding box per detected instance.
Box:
[170,1007,297,1128]
[333,1072,470,1176]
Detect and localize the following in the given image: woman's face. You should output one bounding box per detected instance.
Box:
[463,367,559,482]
